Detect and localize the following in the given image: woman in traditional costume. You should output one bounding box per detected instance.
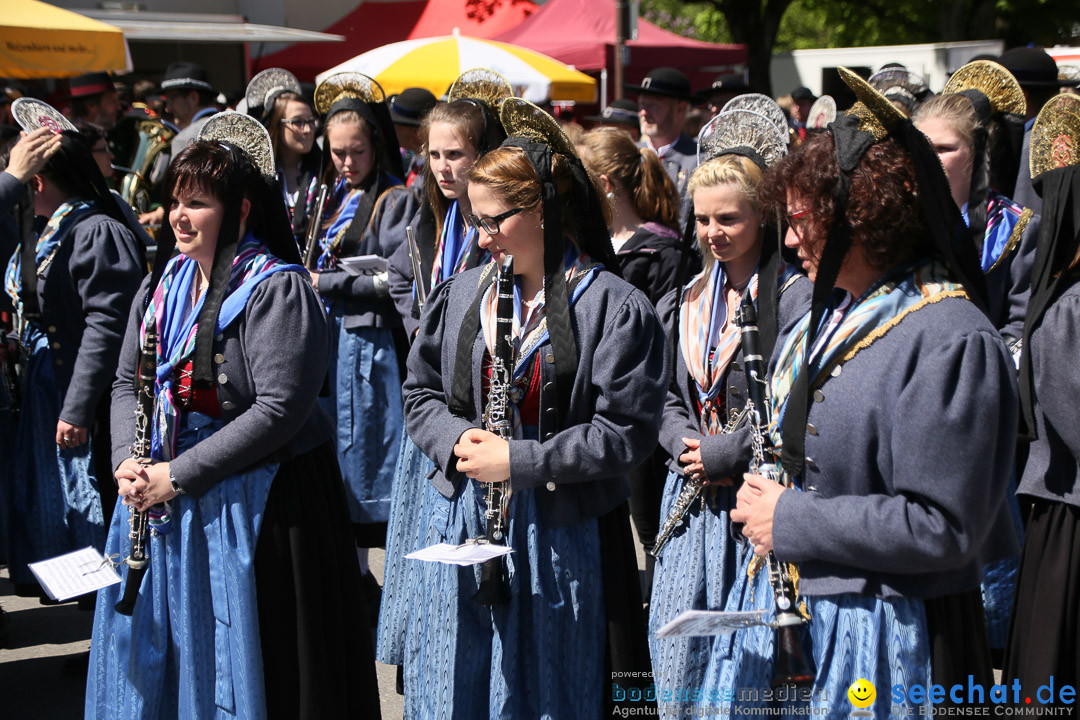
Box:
[402,99,665,717]
[86,112,380,719]
[2,100,144,596]
[378,69,507,678]
[697,69,1018,716]
[309,72,411,589]
[1006,93,1080,705]
[244,68,321,246]
[647,105,810,717]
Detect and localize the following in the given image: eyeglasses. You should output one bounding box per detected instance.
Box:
[786,208,810,237]
[281,117,318,131]
[468,207,524,235]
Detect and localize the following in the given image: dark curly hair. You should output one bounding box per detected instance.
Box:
[760,131,935,274]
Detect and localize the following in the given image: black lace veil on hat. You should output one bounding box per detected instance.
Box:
[1018,94,1080,439]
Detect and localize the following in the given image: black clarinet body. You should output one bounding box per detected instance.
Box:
[114,325,157,616]
[736,288,815,687]
[473,255,515,606]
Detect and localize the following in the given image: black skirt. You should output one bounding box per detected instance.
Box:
[1004,498,1080,704]
[254,440,382,720]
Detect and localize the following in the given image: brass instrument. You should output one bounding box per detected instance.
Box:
[114,106,176,216]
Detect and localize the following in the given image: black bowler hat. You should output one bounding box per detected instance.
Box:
[998,47,1069,88]
[159,61,215,94]
[389,87,438,127]
[624,67,695,101]
[791,86,816,101]
[697,73,752,101]
[584,98,639,128]
[69,72,113,98]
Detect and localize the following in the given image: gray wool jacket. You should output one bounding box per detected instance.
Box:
[1019,280,1080,509]
[403,264,672,527]
[984,209,1040,343]
[0,172,145,428]
[110,269,334,498]
[317,184,421,330]
[657,272,812,482]
[770,293,1020,599]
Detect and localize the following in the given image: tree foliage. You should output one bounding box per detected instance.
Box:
[641,0,1080,94]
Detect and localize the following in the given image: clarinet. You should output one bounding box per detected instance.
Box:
[302,183,330,270]
[473,255,514,606]
[736,288,815,687]
[652,404,747,558]
[114,324,157,616]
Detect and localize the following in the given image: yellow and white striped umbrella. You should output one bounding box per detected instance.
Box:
[315,32,595,103]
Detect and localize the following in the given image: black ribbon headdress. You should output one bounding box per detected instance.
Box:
[779,67,988,478]
[447,98,618,428]
[147,111,298,389]
[1018,93,1080,439]
[691,104,789,360]
[940,60,1028,253]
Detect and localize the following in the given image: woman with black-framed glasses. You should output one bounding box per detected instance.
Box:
[244,68,323,245]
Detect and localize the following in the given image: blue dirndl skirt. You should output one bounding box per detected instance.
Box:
[402,429,605,720]
[320,308,402,526]
[9,327,103,585]
[648,468,738,717]
[376,427,436,665]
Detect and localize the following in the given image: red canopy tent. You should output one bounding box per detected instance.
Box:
[257,0,537,83]
[493,0,746,101]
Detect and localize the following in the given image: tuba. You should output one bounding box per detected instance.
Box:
[114,104,176,218]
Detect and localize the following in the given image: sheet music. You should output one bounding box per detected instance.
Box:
[28,546,121,602]
[655,609,769,638]
[406,542,514,567]
[338,254,388,277]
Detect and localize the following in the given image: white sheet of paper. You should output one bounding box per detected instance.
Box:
[406,542,514,567]
[655,609,769,638]
[28,546,121,602]
[337,255,388,277]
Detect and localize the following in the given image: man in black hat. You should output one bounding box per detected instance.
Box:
[625,67,698,204]
[161,61,218,158]
[697,73,752,120]
[68,72,121,130]
[389,87,438,187]
[1000,46,1069,215]
[789,86,817,140]
[584,99,640,140]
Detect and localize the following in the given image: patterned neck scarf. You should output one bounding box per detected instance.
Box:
[479,247,601,435]
[141,232,303,459]
[430,201,477,291]
[316,177,362,270]
[679,262,759,435]
[768,261,967,469]
[4,200,95,317]
[961,189,1032,273]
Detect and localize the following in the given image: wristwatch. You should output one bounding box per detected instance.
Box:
[169,470,185,496]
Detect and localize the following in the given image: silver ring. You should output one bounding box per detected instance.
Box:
[63,435,73,442]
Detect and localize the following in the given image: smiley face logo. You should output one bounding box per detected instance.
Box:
[848,678,876,709]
